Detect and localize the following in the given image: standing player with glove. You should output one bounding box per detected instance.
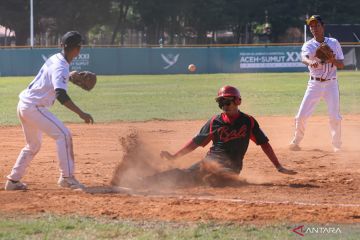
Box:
[148,86,296,187]
[289,15,344,152]
[5,31,94,191]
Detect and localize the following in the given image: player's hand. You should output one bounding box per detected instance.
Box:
[309,60,319,68]
[160,151,176,160]
[276,166,297,175]
[79,112,94,124]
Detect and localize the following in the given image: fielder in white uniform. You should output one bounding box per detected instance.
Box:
[5,31,94,191]
[290,15,344,152]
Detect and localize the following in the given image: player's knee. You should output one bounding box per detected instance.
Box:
[54,128,72,141]
[24,142,41,155]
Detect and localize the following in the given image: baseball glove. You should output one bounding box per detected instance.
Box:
[69,71,97,91]
[315,43,335,63]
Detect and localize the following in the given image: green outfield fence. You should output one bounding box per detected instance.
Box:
[0,43,358,76]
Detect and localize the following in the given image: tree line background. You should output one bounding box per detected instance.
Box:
[0,0,360,46]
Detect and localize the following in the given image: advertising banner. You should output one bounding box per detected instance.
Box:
[1,45,357,76]
[237,46,305,72]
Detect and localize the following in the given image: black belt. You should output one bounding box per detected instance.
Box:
[311,76,333,82]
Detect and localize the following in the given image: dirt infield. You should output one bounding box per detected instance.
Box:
[1,115,360,224]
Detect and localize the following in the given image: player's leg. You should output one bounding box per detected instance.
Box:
[291,81,322,148]
[32,106,84,188]
[200,158,239,187]
[143,161,202,187]
[7,122,42,181]
[324,82,342,151]
[5,103,42,190]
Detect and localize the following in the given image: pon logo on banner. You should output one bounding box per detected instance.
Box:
[161,53,180,69]
[239,51,302,69]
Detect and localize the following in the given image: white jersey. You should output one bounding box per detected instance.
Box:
[301,37,344,80]
[19,53,69,107]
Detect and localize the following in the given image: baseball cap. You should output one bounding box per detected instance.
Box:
[306,15,324,25]
[61,31,82,48]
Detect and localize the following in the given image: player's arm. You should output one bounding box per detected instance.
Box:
[55,88,93,124]
[301,54,317,68]
[303,52,344,69]
[260,142,296,175]
[160,140,198,160]
[329,58,344,69]
[300,44,320,68]
[250,117,296,175]
[300,44,316,68]
[160,117,214,160]
[328,41,344,69]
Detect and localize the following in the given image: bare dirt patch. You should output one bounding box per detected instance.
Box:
[1,115,360,223]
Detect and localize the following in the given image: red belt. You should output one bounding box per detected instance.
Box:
[311,76,333,82]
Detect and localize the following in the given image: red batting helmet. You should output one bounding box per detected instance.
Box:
[216,85,241,100]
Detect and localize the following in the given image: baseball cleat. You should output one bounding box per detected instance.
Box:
[58,176,85,189]
[4,180,27,191]
[289,143,301,151]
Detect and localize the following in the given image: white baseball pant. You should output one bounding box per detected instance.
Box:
[291,79,342,148]
[7,101,75,181]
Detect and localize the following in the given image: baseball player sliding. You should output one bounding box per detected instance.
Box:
[5,31,93,191]
[289,15,344,152]
[148,86,296,187]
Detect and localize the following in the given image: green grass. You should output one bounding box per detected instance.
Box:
[1,73,360,238]
[0,214,359,240]
[1,72,359,125]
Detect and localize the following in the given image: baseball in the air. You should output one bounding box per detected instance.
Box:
[188,64,196,72]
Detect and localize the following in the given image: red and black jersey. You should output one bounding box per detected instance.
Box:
[192,111,269,171]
